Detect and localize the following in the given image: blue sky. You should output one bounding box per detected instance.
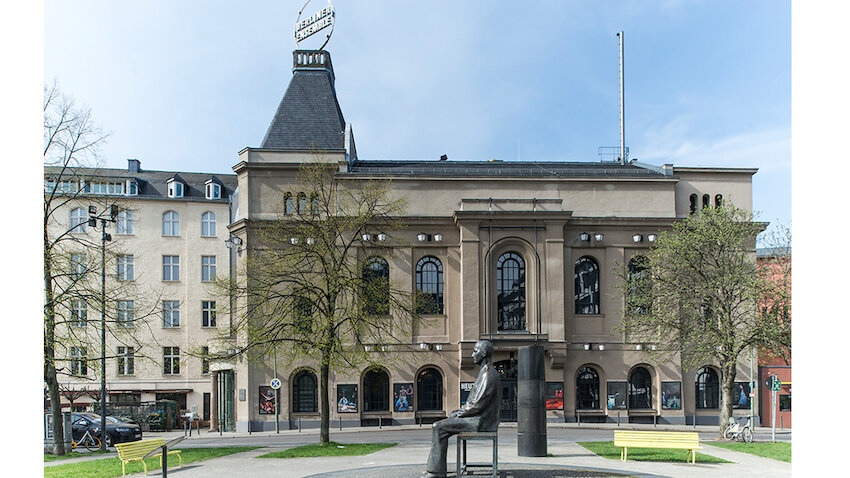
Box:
[43,0,790,239]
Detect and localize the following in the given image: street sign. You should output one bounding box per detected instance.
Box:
[270,378,281,390]
[771,380,781,392]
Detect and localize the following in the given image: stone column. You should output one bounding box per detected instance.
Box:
[210,371,219,431]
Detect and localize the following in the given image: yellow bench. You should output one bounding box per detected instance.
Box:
[613,430,702,464]
[114,438,182,476]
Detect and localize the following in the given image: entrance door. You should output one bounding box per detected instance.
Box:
[494,358,518,422]
[219,370,235,432]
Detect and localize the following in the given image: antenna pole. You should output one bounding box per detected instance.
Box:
[617,31,626,163]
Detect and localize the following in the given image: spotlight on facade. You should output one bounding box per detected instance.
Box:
[364,345,372,352]
[580,232,590,241]
[647,234,657,242]
[362,233,372,242]
[650,344,657,351]
[594,233,604,242]
[419,342,430,351]
[434,344,443,351]
[377,233,387,242]
[417,233,427,242]
[433,233,443,242]
[584,343,591,350]
[632,234,642,243]
[306,237,315,245]
[598,344,606,351]
[635,344,642,350]
[290,237,299,245]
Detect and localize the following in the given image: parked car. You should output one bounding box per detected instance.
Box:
[70,412,142,447]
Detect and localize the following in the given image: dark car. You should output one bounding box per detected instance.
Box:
[70,412,142,447]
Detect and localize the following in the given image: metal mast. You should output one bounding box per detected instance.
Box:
[617,31,626,163]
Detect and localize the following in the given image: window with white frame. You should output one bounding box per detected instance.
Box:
[162,211,180,236]
[201,256,216,282]
[69,207,88,233]
[201,212,216,237]
[127,180,138,196]
[70,347,87,375]
[205,182,221,200]
[163,347,180,374]
[117,346,134,375]
[117,300,134,326]
[202,301,216,327]
[163,301,180,327]
[70,253,86,279]
[167,180,184,198]
[70,299,87,327]
[116,210,134,234]
[91,181,124,195]
[162,255,179,281]
[117,254,134,281]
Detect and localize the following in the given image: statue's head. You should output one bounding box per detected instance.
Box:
[472,340,494,364]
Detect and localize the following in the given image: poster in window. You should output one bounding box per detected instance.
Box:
[393,383,414,412]
[460,382,474,406]
[337,384,358,413]
[661,381,682,410]
[545,382,564,410]
[733,382,752,409]
[258,386,279,415]
[607,381,627,409]
[779,394,791,412]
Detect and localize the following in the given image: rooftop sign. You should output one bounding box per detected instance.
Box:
[295,0,335,50]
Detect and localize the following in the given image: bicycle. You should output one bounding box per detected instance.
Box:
[71,428,102,452]
[723,417,753,442]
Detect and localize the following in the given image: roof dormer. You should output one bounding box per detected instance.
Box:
[167,174,185,198]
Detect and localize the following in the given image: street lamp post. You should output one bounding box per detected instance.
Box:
[88,205,117,451]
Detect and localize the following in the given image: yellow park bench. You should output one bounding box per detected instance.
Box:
[114,438,183,476]
[613,430,702,464]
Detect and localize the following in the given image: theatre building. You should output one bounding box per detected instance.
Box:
[224,50,762,431]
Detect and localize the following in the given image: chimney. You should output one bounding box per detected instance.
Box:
[128,159,141,173]
[440,154,448,161]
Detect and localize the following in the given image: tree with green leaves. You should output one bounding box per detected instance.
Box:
[217,162,428,444]
[618,204,790,436]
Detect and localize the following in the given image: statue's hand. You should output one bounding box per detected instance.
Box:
[450,410,459,418]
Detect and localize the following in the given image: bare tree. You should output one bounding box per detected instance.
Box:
[213,161,429,444]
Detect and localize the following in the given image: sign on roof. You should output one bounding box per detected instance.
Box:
[295,0,335,50]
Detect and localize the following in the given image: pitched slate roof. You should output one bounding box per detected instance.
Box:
[261,61,347,151]
[346,160,671,178]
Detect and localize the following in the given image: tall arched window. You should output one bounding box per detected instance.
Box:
[627,256,650,315]
[70,207,87,233]
[297,193,308,215]
[362,369,389,412]
[576,367,600,410]
[292,369,318,413]
[689,194,698,214]
[702,194,710,209]
[715,194,723,208]
[695,367,719,409]
[575,256,600,315]
[201,211,216,237]
[628,367,652,409]
[162,211,180,236]
[497,252,526,331]
[284,193,295,215]
[417,367,443,411]
[416,257,444,314]
[362,257,389,315]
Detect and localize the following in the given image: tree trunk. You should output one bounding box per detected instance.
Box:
[320,360,330,444]
[719,362,737,438]
[44,233,65,455]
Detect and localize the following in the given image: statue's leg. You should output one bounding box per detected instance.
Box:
[425,418,477,477]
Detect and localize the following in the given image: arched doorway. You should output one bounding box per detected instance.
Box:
[494,355,518,422]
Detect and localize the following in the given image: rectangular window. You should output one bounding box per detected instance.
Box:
[117,346,134,375]
[117,254,134,280]
[70,299,87,327]
[163,301,180,327]
[127,180,138,196]
[201,346,210,374]
[201,256,216,282]
[110,393,141,404]
[163,255,179,281]
[116,211,134,235]
[205,183,221,200]
[163,347,180,375]
[779,394,791,412]
[202,301,216,327]
[70,253,86,279]
[167,181,184,198]
[70,347,87,375]
[117,300,134,326]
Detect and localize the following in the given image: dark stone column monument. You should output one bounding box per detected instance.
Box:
[517,345,547,456]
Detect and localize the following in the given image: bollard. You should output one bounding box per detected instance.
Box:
[298,418,301,432]
[379,417,382,429]
[780,416,783,430]
[339,417,342,431]
[654,415,657,427]
[577,413,581,426]
[617,411,620,426]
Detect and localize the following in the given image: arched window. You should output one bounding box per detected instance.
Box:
[362,369,389,412]
[292,369,318,413]
[576,367,600,410]
[628,367,652,409]
[715,194,723,208]
[695,367,719,409]
[689,194,698,214]
[497,252,526,331]
[416,257,444,314]
[297,193,308,215]
[284,193,295,215]
[627,256,650,315]
[702,194,710,209]
[417,367,443,411]
[575,256,600,315]
[362,257,389,315]
[162,211,180,236]
[294,291,313,334]
[201,211,216,237]
[311,194,320,215]
[70,207,87,233]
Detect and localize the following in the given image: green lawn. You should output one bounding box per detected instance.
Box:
[257,442,397,458]
[44,450,112,462]
[709,441,791,462]
[577,441,731,464]
[44,446,260,478]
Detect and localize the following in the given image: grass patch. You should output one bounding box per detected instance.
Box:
[44,450,112,462]
[709,442,791,462]
[257,442,397,458]
[577,441,731,464]
[44,446,260,478]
